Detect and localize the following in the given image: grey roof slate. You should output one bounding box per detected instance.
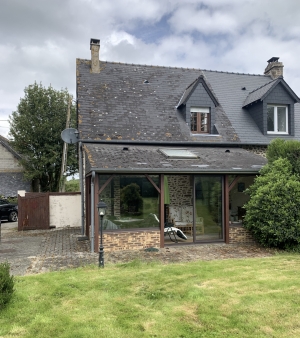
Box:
[243,79,277,107]
[0,173,31,197]
[77,59,300,146]
[243,77,300,107]
[84,144,267,174]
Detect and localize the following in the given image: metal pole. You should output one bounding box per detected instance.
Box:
[99,215,104,267]
[79,142,85,236]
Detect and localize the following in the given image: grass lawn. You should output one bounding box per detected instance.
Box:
[1,255,300,337]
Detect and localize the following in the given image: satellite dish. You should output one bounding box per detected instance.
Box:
[61,128,79,144]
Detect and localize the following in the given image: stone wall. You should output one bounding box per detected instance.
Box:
[168,175,192,207]
[229,224,256,244]
[102,229,160,252]
[242,145,267,158]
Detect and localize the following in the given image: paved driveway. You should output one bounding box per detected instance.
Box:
[0,221,275,276]
[0,222,96,276]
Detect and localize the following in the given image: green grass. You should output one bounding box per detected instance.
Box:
[1,255,300,337]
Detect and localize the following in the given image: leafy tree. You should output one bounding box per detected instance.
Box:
[243,158,300,250]
[9,82,78,192]
[120,183,143,213]
[65,178,80,192]
[267,138,300,175]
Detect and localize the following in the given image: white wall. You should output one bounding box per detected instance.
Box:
[49,194,81,228]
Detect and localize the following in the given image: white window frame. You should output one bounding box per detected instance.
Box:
[267,105,288,135]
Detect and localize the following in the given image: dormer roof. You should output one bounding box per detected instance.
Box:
[176,75,219,108]
[243,77,300,108]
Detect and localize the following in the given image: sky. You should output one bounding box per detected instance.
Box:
[1,0,300,138]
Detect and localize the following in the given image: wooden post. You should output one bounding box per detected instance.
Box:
[94,174,99,253]
[160,174,165,248]
[224,175,230,244]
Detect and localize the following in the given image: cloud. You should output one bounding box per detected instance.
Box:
[1,0,300,138]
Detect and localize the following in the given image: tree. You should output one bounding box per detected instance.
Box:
[267,138,300,175]
[243,158,300,250]
[120,183,143,213]
[9,82,78,192]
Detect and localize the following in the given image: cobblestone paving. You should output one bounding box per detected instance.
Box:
[0,226,276,276]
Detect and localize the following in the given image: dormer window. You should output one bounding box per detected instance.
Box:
[267,105,288,134]
[190,107,210,134]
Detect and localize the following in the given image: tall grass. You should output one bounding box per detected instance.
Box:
[1,255,300,337]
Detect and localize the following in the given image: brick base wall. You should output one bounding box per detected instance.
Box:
[229,224,256,244]
[102,229,160,252]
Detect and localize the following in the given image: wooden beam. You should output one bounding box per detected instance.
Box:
[224,175,230,244]
[228,175,241,192]
[98,174,115,195]
[159,174,164,248]
[145,174,161,194]
[94,174,99,253]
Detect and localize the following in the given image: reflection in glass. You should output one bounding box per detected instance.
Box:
[99,175,160,230]
[267,106,275,131]
[277,107,287,132]
[195,176,223,241]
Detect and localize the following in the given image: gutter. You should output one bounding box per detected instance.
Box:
[86,168,262,175]
[78,139,269,147]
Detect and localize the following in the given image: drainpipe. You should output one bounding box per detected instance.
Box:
[79,142,85,235]
[91,171,95,252]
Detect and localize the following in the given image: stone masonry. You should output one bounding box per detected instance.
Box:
[229,224,256,244]
[102,229,160,252]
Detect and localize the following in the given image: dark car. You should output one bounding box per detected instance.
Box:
[0,199,18,222]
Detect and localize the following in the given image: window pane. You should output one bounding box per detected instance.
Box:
[267,106,274,131]
[195,175,223,242]
[200,113,208,132]
[99,175,159,230]
[277,107,287,132]
[190,112,197,132]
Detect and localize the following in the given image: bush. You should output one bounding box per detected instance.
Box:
[243,158,300,250]
[0,262,14,309]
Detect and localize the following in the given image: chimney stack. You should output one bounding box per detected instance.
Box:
[264,57,283,79]
[90,38,100,73]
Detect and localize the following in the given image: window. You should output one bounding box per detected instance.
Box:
[267,105,288,134]
[190,107,210,133]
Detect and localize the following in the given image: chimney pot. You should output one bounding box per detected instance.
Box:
[264,57,283,79]
[90,38,100,73]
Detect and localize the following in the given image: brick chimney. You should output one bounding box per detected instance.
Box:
[90,38,100,73]
[264,57,283,79]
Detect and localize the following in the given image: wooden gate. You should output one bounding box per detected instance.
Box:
[18,193,50,231]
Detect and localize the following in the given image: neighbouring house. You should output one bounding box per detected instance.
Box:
[0,135,31,197]
[76,39,300,252]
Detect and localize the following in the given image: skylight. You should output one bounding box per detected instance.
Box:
[159,148,198,159]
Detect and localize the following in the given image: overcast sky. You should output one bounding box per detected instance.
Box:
[1,0,300,137]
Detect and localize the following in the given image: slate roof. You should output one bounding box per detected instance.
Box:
[0,135,31,197]
[243,79,277,107]
[243,77,300,107]
[176,75,219,108]
[84,144,267,175]
[0,173,31,198]
[76,59,300,145]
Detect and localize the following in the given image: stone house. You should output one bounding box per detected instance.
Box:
[0,135,31,197]
[76,39,300,252]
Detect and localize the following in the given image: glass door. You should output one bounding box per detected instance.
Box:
[194,175,223,242]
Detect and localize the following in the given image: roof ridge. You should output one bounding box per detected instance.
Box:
[78,58,269,77]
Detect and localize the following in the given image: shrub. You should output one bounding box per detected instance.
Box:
[243,158,300,250]
[0,262,14,309]
[267,139,300,175]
